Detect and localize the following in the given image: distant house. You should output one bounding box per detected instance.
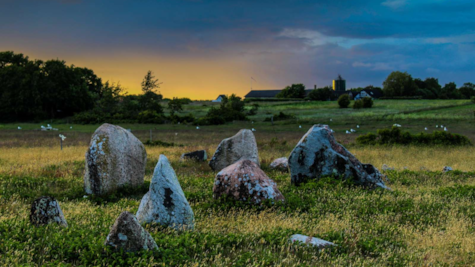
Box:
[353,89,383,100]
[212,95,226,102]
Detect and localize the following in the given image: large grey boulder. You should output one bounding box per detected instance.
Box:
[213,159,284,204]
[136,155,194,230]
[289,234,336,249]
[30,196,68,227]
[269,157,289,172]
[84,123,147,195]
[289,124,389,189]
[209,129,259,171]
[105,211,158,252]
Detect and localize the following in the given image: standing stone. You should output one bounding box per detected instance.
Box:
[84,123,147,195]
[180,150,207,161]
[105,211,158,252]
[269,157,289,172]
[136,155,194,230]
[30,196,68,227]
[289,124,389,189]
[209,129,259,171]
[213,159,284,204]
[289,234,336,249]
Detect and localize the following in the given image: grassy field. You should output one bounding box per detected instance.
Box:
[2,99,475,266]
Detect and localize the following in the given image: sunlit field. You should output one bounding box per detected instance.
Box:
[2,100,475,266]
[1,125,475,266]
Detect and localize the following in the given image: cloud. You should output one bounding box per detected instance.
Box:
[381,0,406,9]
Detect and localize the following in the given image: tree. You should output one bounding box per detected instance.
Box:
[459,82,475,99]
[141,70,162,93]
[276,84,306,98]
[308,86,332,101]
[168,97,184,116]
[382,71,417,97]
[338,94,350,108]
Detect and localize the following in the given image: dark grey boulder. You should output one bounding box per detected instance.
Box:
[180,150,207,161]
[30,196,68,227]
[105,211,158,252]
[289,124,389,189]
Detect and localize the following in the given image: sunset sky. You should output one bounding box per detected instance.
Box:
[1,0,475,99]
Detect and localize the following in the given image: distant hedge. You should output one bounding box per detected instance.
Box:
[356,126,472,146]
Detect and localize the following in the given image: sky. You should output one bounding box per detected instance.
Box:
[1,0,474,99]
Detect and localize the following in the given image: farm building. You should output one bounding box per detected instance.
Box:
[212,95,226,102]
[353,89,383,100]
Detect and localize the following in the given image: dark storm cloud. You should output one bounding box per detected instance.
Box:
[1,0,474,88]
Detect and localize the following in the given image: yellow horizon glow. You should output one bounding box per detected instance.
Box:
[13,48,282,100]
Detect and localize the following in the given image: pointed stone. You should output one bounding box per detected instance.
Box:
[213,159,284,204]
[289,124,389,189]
[105,211,158,252]
[136,155,194,230]
[84,123,147,195]
[30,196,68,227]
[209,129,259,171]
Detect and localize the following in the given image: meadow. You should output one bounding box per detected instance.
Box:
[1,99,475,266]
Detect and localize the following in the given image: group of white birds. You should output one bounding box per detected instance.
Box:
[345,125,360,134]
[17,124,73,130]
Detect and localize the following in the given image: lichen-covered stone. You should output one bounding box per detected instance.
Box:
[269,157,289,172]
[30,196,68,227]
[209,129,259,171]
[136,155,194,230]
[180,150,207,161]
[105,211,158,252]
[84,123,147,195]
[213,159,284,204]
[289,124,389,189]
[289,234,336,249]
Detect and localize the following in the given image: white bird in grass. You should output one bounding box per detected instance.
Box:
[299,125,302,128]
[330,119,333,122]
[350,129,356,133]
[252,128,256,132]
[393,124,401,127]
[331,129,335,133]
[41,125,45,129]
[441,125,444,128]
[444,127,447,131]
[47,124,51,127]
[346,130,350,134]
[18,126,21,130]
[436,125,438,128]
[70,126,72,129]
[196,126,200,130]
[59,134,66,141]
[357,125,360,128]
[425,127,428,131]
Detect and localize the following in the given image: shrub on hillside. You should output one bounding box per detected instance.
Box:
[356,126,472,146]
[353,99,364,109]
[337,94,350,108]
[264,111,296,122]
[362,97,374,108]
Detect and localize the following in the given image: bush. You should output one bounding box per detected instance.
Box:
[362,97,373,108]
[356,126,472,146]
[264,111,296,122]
[137,110,165,124]
[337,94,350,108]
[471,96,475,104]
[353,99,364,109]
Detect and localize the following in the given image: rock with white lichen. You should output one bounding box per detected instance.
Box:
[289,234,336,249]
[84,123,147,195]
[209,129,259,171]
[269,157,289,172]
[105,211,158,252]
[289,124,389,189]
[213,159,284,204]
[30,196,68,227]
[136,155,195,230]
